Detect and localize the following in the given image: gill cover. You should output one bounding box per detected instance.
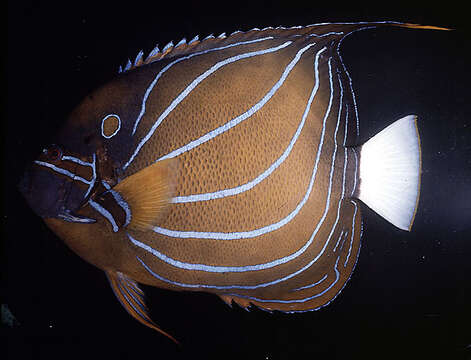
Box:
[88,159,177,232]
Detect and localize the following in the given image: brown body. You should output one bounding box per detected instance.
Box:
[46,26,363,313]
[21,22,438,338]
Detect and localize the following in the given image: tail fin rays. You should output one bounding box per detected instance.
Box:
[356,115,421,231]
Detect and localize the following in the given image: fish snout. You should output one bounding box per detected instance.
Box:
[19,166,69,219]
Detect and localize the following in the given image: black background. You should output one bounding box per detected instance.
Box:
[3,1,471,359]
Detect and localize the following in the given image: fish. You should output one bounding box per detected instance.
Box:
[19,21,448,342]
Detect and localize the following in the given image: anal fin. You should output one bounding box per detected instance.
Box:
[106,270,178,343]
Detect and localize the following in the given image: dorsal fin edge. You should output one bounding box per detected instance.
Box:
[118,21,451,73]
[117,24,322,73]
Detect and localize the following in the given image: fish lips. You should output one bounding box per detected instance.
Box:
[19,166,96,224]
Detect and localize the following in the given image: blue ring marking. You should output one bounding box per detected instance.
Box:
[101,114,121,139]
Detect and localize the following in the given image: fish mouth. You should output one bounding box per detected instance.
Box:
[57,209,96,224]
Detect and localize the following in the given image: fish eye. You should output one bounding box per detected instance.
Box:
[42,145,63,161]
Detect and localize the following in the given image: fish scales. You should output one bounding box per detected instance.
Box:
[130,41,295,169]
[127,46,360,308]
[129,34,354,298]
[20,21,432,339]
[142,62,338,260]
[163,45,325,231]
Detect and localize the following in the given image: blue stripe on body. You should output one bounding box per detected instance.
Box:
[127,36,275,151]
[336,26,377,138]
[130,58,350,281]
[89,199,119,232]
[171,46,326,204]
[352,148,358,196]
[292,274,328,291]
[344,200,358,267]
[108,189,132,227]
[333,230,345,253]
[132,58,350,294]
[157,42,316,164]
[225,256,341,304]
[152,57,342,242]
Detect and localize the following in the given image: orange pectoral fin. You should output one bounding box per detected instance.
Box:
[105,270,178,344]
[113,159,178,232]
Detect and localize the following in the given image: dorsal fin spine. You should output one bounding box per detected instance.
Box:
[150,44,160,56]
[134,50,144,66]
[117,22,450,75]
[188,35,199,45]
[175,38,187,47]
[162,41,174,52]
[124,59,132,71]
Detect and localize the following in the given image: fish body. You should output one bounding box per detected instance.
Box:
[20,21,437,340]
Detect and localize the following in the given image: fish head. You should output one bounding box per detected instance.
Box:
[19,143,99,224]
[19,78,131,224]
[19,131,130,271]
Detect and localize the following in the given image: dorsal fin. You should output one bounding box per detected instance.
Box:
[118,26,309,73]
[118,22,451,73]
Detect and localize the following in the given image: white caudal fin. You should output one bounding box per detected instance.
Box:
[357,115,421,231]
